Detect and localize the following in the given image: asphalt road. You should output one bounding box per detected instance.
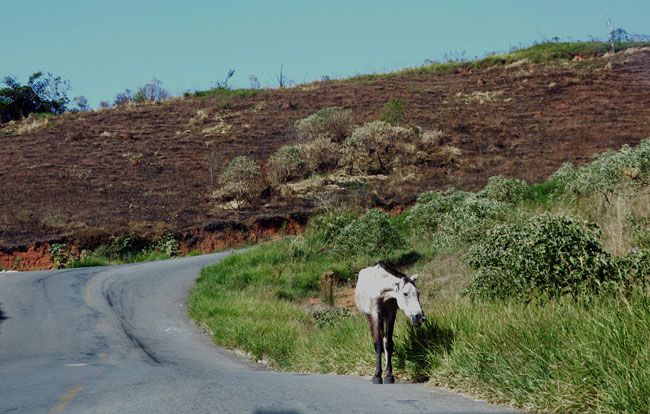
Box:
[0,252,518,414]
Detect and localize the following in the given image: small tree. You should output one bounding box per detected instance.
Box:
[113,89,133,106]
[71,95,89,112]
[215,70,236,88]
[276,65,287,88]
[248,74,260,89]
[134,78,169,102]
[0,72,71,122]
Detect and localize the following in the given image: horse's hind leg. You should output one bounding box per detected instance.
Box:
[384,309,397,384]
[367,315,383,384]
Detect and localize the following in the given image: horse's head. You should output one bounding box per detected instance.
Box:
[395,274,425,326]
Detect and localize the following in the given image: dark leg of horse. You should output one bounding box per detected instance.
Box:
[384,309,397,384]
[368,315,384,384]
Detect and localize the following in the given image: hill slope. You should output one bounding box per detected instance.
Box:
[1,44,650,262]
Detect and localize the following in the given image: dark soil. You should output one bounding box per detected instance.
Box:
[1,48,650,256]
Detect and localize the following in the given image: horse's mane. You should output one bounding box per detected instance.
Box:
[376,261,413,283]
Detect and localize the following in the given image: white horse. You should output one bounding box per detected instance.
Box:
[355,262,425,384]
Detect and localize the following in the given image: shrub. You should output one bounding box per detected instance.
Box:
[295,107,352,142]
[341,121,418,175]
[380,98,405,125]
[152,233,179,257]
[268,145,306,185]
[478,176,528,203]
[299,136,342,173]
[331,209,406,260]
[555,139,650,195]
[440,196,503,243]
[307,212,357,249]
[611,248,650,289]
[215,156,265,203]
[405,191,454,234]
[406,189,503,245]
[466,213,614,300]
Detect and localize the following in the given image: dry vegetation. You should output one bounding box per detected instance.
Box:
[1,42,650,260]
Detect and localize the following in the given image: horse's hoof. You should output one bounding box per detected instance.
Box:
[385,375,395,384]
[371,377,383,384]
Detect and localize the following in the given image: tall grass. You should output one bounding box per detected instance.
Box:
[416,292,650,413]
[189,282,372,373]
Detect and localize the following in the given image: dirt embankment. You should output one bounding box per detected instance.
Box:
[0,213,307,271]
[2,47,650,267]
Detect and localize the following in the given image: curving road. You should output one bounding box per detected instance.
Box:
[0,252,517,413]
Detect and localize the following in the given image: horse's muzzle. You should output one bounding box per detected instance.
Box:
[411,313,425,326]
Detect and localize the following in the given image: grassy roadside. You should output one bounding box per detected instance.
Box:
[190,139,650,413]
[49,233,204,269]
[190,239,650,412]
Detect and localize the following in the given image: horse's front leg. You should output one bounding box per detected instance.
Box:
[384,310,397,384]
[368,315,384,384]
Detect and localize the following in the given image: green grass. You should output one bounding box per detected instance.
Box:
[68,256,110,268]
[193,238,355,300]
[190,240,650,413]
[189,283,372,373]
[186,86,260,100]
[188,120,650,412]
[420,292,650,413]
[349,41,649,82]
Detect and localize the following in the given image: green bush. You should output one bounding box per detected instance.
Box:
[478,176,528,204]
[151,233,179,257]
[215,156,265,203]
[406,189,503,245]
[268,145,306,185]
[332,209,407,260]
[554,139,650,195]
[295,107,352,142]
[307,211,357,250]
[466,213,614,300]
[405,191,455,234]
[380,98,405,125]
[549,161,577,188]
[612,248,650,289]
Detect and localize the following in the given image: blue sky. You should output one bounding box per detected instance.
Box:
[2,0,649,107]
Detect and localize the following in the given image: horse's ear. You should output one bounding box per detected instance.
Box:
[411,274,419,282]
[394,282,400,291]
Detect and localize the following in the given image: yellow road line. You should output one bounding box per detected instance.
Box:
[84,275,97,307]
[51,385,84,413]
